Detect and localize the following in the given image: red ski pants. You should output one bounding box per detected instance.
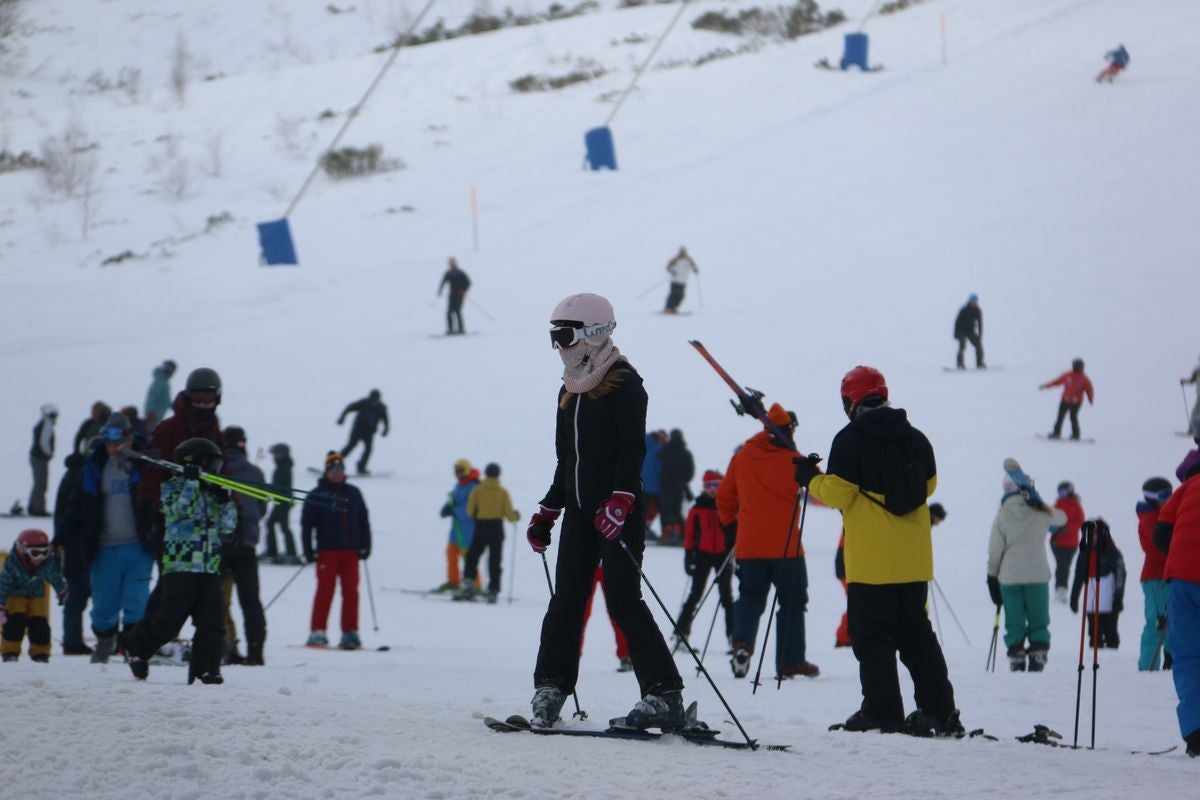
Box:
[311,550,360,633]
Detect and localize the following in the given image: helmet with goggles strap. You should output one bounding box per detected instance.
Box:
[840,365,888,418]
[549,293,616,349]
[16,529,52,568]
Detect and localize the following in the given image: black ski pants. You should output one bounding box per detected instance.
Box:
[1051,544,1075,590]
[264,504,298,558]
[847,581,956,725]
[341,428,375,470]
[127,572,225,677]
[955,333,983,368]
[463,520,504,593]
[677,550,733,639]
[222,545,266,645]
[534,508,682,697]
[447,294,465,334]
[1052,402,1082,439]
[664,282,685,312]
[1086,612,1121,649]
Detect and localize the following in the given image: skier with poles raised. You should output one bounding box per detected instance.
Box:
[525,293,690,730]
[986,467,1067,672]
[718,404,818,681]
[800,366,963,736]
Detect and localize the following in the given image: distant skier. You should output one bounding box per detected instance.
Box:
[262,443,301,564]
[1181,356,1200,435]
[438,459,480,592]
[662,247,699,314]
[952,294,984,369]
[337,389,389,475]
[28,403,58,517]
[457,462,520,603]
[657,429,694,545]
[1096,44,1130,83]
[675,470,733,647]
[437,256,471,335]
[640,429,667,537]
[527,292,689,731]
[144,359,177,431]
[1137,476,1173,671]
[1039,358,1094,440]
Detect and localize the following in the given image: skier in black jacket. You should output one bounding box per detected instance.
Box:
[337,390,389,475]
[437,256,471,335]
[953,294,984,369]
[657,428,695,545]
[526,293,688,731]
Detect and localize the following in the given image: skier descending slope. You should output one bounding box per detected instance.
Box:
[798,366,964,736]
[526,293,689,730]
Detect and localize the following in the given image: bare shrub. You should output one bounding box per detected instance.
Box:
[147,134,189,200]
[320,144,404,178]
[201,131,223,177]
[171,33,189,106]
[41,116,97,197]
[273,113,306,155]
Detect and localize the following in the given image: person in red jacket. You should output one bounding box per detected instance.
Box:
[1039,359,1094,440]
[718,403,818,680]
[1153,454,1200,757]
[1138,477,1173,671]
[675,470,733,645]
[1051,481,1085,603]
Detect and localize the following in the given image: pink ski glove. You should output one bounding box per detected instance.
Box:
[595,492,636,540]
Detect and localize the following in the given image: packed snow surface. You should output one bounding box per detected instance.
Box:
[2,0,1198,796]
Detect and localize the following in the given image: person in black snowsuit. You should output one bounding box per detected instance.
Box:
[262,443,300,564]
[657,429,695,546]
[337,390,389,475]
[437,256,471,335]
[527,292,688,731]
[220,427,267,666]
[52,451,91,654]
[1070,519,1126,649]
[73,401,111,456]
[953,294,984,369]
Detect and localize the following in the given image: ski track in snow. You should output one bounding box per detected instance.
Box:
[2,0,1199,796]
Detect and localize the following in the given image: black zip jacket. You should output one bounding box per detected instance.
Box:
[540,362,647,515]
[301,477,372,558]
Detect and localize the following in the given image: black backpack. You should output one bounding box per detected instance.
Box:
[860,437,928,517]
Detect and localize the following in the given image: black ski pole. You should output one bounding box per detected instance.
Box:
[615,538,758,749]
[1072,523,1098,749]
[540,553,587,721]
[931,578,972,647]
[986,605,1001,672]
[773,487,811,691]
[696,548,737,673]
[929,579,944,646]
[364,561,379,632]
[1089,553,1102,750]
[264,562,309,611]
[1182,383,1193,430]
[750,486,803,694]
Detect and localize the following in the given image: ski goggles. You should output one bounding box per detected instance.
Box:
[325,460,345,474]
[100,425,131,443]
[549,320,615,350]
[188,390,219,405]
[703,480,721,491]
[22,546,51,559]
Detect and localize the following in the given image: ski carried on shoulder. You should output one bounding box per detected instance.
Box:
[1002,457,1044,505]
[689,341,797,453]
[483,709,788,751]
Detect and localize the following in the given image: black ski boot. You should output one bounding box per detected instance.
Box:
[530,685,566,728]
[831,709,902,733]
[1,653,17,663]
[903,708,966,738]
[1186,729,1200,758]
[188,664,224,685]
[623,690,687,731]
[245,642,264,666]
[30,653,49,663]
[91,630,119,664]
[129,655,149,681]
[730,642,751,678]
[1027,644,1048,672]
[1007,645,1027,672]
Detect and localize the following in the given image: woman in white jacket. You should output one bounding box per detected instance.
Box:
[987,473,1067,672]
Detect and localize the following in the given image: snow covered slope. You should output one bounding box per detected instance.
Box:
[1,0,1198,796]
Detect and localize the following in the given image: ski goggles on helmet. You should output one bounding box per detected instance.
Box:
[188,390,219,405]
[100,425,131,443]
[21,545,51,560]
[549,319,616,350]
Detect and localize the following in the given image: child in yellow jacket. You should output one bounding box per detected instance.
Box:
[457,463,520,603]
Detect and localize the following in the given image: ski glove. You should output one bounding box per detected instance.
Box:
[684,549,697,576]
[793,453,823,489]
[987,575,1002,607]
[527,505,561,553]
[359,547,370,561]
[182,464,202,480]
[595,492,636,540]
[722,523,738,551]
[56,586,68,606]
[202,483,231,503]
[1070,595,1079,614]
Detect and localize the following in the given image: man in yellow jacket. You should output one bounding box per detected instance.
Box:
[458,463,520,603]
[798,366,963,737]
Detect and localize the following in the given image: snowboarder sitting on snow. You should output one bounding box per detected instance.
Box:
[1096,44,1130,83]
[458,462,520,603]
[953,294,984,369]
[0,530,67,663]
[1040,358,1094,440]
[125,438,237,684]
[1070,518,1126,649]
[337,389,389,476]
[987,471,1067,672]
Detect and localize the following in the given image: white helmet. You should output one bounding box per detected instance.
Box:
[549,293,616,349]
[40,403,58,416]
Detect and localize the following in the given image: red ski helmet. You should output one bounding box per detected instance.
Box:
[15,529,51,568]
[841,365,888,417]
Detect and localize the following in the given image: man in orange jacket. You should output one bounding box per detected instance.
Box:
[717,403,819,680]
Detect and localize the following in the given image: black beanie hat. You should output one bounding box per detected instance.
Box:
[484,463,501,478]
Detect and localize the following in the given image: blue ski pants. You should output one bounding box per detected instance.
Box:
[1139,579,1170,671]
[731,557,808,670]
[89,542,154,635]
[1168,579,1200,740]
